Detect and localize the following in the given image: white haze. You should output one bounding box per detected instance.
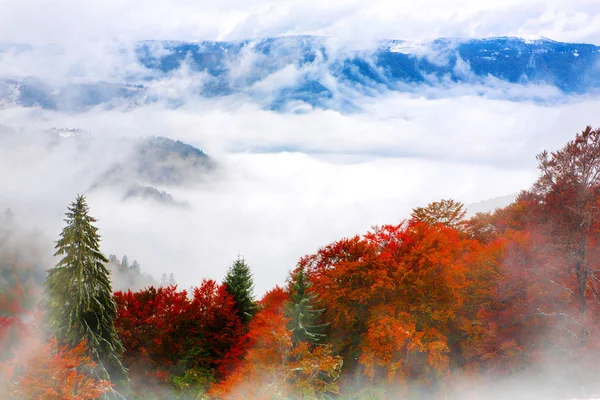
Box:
[1,0,600,293]
[1,0,600,45]
[2,89,600,293]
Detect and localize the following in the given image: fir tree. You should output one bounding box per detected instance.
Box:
[223,256,257,325]
[285,266,326,346]
[120,255,129,269]
[44,195,127,382]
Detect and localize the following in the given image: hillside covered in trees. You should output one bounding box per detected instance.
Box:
[2,126,600,399]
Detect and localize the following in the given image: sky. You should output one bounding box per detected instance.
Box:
[0,0,600,45]
[2,0,600,294]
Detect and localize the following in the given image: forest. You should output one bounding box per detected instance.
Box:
[1,126,600,399]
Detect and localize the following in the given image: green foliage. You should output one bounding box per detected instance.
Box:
[285,266,326,346]
[120,255,129,269]
[44,195,127,382]
[223,256,258,325]
[171,367,215,399]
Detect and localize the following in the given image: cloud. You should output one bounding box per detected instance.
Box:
[2,84,600,294]
[2,4,600,398]
[0,40,145,86]
[1,0,600,46]
[2,1,600,293]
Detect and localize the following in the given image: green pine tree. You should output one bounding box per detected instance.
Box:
[44,195,127,382]
[223,256,258,325]
[285,266,326,346]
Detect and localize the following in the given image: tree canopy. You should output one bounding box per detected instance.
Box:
[224,256,258,325]
[44,195,127,381]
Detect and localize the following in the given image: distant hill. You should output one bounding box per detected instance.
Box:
[134,136,210,185]
[2,36,599,112]
[92,136,213,204]
[466,193,518,216]
[0,125,212,206]
[137,36,600,93]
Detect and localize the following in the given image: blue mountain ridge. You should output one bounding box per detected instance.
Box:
[1,36,599,112]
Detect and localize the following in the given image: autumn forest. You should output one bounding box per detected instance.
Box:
[2,126,600,399]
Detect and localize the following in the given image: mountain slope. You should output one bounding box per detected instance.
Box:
[2,36,599,111]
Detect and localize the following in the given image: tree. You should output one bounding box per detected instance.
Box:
[1,338,113,400]
[130,260,141,273]
[189,280,246,377]
[223,256,258,325]
[113,282,246,398]
[121,255,129,270]
[532,126,600,323]
[114,286,190,370]
[114,285,192,396]
[160,273,169,287]
[285,266,326,346]
[301,221,473,390]
[209,287,342,399]
[44,195,127,381]
[411,199,468,231]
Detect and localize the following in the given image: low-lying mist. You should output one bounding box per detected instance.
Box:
[2,87,600,293]
[3,1,600,397]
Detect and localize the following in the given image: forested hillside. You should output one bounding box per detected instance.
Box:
[2,126,600,399]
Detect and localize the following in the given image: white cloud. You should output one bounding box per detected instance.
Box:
[1,0,600,294]
[0,0,599,45]
[2,88,600,293]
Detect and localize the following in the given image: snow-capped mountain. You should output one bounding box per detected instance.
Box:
[1,35,599,112]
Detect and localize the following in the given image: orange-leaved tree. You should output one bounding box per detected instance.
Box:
[302,219,476,391]
[1,337,112,400]
[209,286,342,399]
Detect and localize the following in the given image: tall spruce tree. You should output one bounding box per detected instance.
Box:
[285,266,326,346]
[44,195,127,382]
[223,256,257,325]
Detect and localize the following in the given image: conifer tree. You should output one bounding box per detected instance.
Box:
[44,195,127,382]
[130,260,141,273]
[120,255,129,269]
[161,273,169,287]
[285,266,326,346]
[223,256,257,325]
